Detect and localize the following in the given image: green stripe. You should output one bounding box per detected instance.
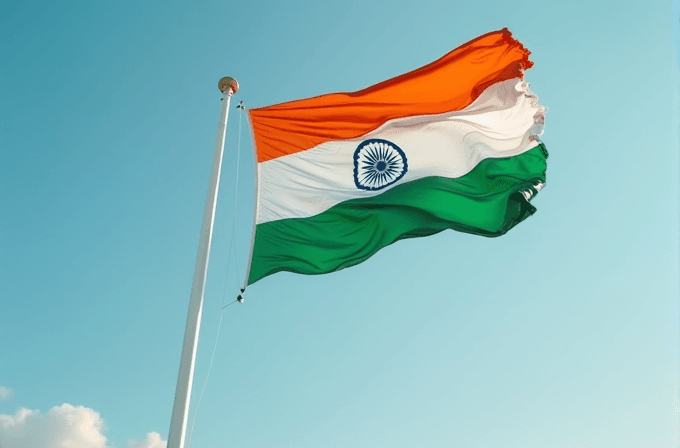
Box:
[248,144,548,285]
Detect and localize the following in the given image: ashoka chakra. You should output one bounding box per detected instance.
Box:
[353,139,408,191]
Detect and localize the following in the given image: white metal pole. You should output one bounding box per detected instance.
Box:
[167,77,239,448]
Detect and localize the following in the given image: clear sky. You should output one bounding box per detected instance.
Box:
[1,0,679,447]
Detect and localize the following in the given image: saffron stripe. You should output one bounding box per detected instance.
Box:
[249,28,533,163]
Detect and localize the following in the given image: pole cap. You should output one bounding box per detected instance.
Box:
[218,77,239,94]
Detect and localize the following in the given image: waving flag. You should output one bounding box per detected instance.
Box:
[246,28,547,285]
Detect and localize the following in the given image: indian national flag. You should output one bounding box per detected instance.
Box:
[246,28,547,285]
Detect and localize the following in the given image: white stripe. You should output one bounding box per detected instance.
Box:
[257,78,545,225]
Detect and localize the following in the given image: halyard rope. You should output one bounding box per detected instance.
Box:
[187,101,245,448]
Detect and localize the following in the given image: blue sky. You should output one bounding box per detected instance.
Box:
[1,0,679,447]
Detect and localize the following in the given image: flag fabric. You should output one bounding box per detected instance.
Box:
[246,28,547,285]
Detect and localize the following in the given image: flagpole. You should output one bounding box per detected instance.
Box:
[167,77,239,448]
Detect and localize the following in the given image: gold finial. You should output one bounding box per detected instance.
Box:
[218,77,239,94]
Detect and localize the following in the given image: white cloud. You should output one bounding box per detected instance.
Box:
[0,404,108,448]
[127,432,167,448]
[0,403,167,448]
[0,387,13,401]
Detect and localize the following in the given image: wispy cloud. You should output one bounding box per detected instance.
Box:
[0,387,12,401]
[0,403,166,448]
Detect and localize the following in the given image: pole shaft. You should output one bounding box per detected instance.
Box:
[167,90,233,448]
